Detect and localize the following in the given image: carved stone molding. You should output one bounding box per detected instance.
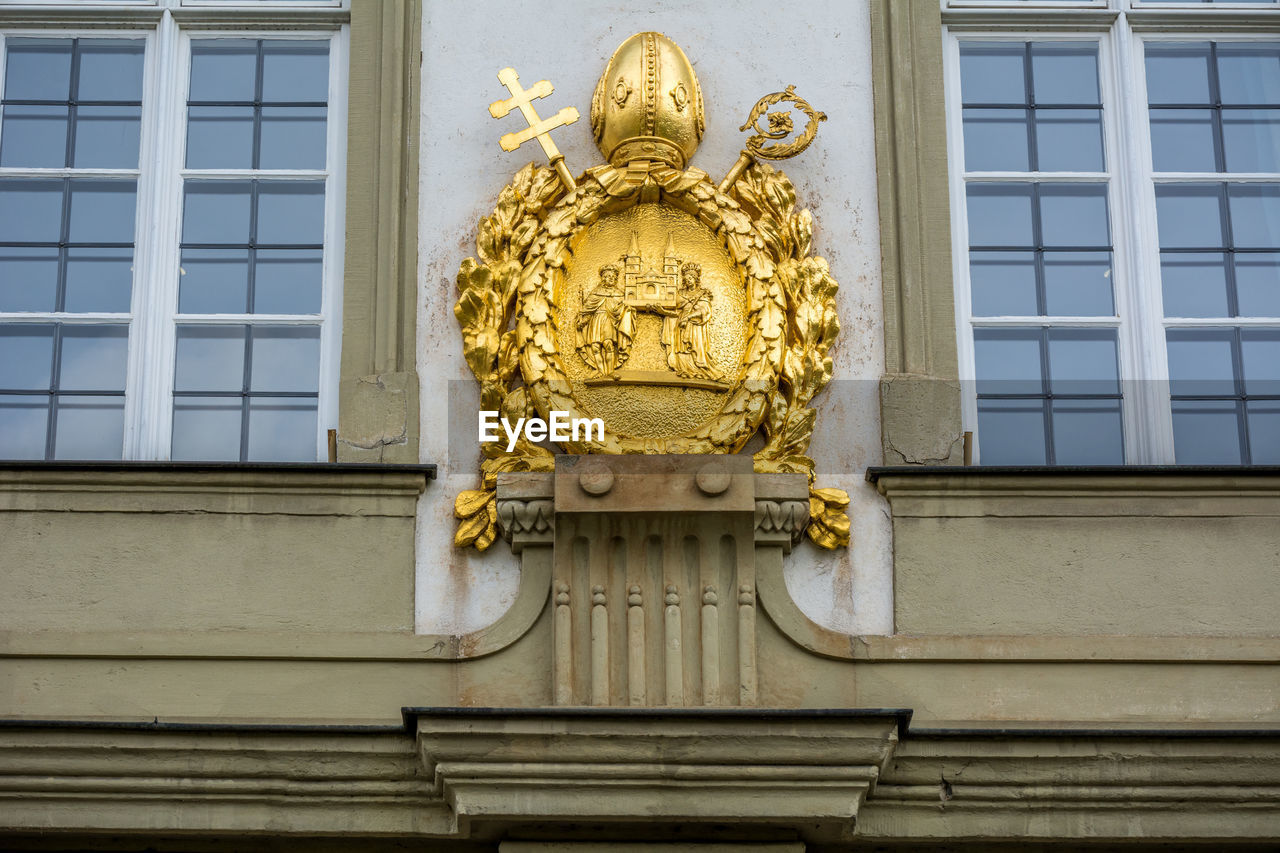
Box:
[754,499,809,546]
[414,708,906,843]
[496,498,554,543]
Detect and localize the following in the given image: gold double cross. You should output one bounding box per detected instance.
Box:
[489,67,579,190]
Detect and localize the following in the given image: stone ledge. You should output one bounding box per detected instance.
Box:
[861,732,1280,842]
[867,465,1280,518]
[3,631,1275,663]
[0,462,435,517]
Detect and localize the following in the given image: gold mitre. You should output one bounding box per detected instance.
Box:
[590,32,705,170]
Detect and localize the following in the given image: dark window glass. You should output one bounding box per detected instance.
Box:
[1166,328,1280,464]
[960,42,1104,173]
[974,327,1123,464]
[0,322,127,460]
[171,324,320,461]
[186,39,329,170]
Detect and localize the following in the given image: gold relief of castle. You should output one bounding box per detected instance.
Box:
[454,31,849,552]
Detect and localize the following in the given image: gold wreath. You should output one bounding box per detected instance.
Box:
[454,160,849,551]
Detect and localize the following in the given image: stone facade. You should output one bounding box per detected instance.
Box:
[1,1,1278,851]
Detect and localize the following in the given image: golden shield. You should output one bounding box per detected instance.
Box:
[519,172,786,455]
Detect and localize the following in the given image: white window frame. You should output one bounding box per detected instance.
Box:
[944,2,1280,464]
[0,1,347,462]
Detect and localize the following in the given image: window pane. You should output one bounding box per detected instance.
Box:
[0,396,49,459]
[259,106,327,170]
[3,39,73,102]
[1222,110,1280,173]
[1228,185,1280,248]
[970,251,1036,316]
[73,105,141,170]
[172,396,242,461]
[260,41,329,103]
[0,324,54,389]
[255,249,322,314]
[0,247,59,313]
[1247,401,1280,464]
[249,325,320,393]
[182,181,252,245]
[0,179,64,244]
[68,180,136,244]
[1235,253,1280,317]
[174,325,246,392]
[1044,251,1113,316]
[1052,399,1124,465]
[978,399,1047,465]
[1161,252,1230,318]
[58,325,128,391]
[1031,44,1099,106]
[1048,328,1120,396]
[1145,43,1212,106]
[967,183,1034,247]
[974,328,1043,395]
[53,396,123,460]
[64,248,134,314]
[185,106,255,170]
[963,109,1029,173]
[1034,109,1104,172]
[1149,109,1216,173]
[256,181,324,245]
[1155,185,1224,249]
[960,43,1026,105]
[1167,329,1237,396]
[76,40,144,103]
[247,397,316,461]
[1241,329,1280,396]
[1216,44,1280,107]
[189,40,257,102]
[0,105,69,168]
[1040,184,1109,248]
[179,248,249,314]
[1172,400,1243,464]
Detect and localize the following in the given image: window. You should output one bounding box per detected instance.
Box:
[1147,41,1280,463]
[945,1,1280,465]
[0,1,346,461]
[0,37,142,459]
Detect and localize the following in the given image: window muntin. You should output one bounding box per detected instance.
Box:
[0,12,344,463]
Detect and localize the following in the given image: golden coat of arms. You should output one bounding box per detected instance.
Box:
[454,32,848,551]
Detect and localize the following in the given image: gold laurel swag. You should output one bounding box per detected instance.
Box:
[454,159,849,550]
[729,162,848,549]
[453,163,564,550]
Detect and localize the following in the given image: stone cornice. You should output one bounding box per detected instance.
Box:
[2,714,1279,844]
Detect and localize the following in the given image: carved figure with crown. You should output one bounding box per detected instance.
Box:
[453,32,849,553]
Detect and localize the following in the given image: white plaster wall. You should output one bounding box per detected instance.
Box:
[417,0,892,636]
